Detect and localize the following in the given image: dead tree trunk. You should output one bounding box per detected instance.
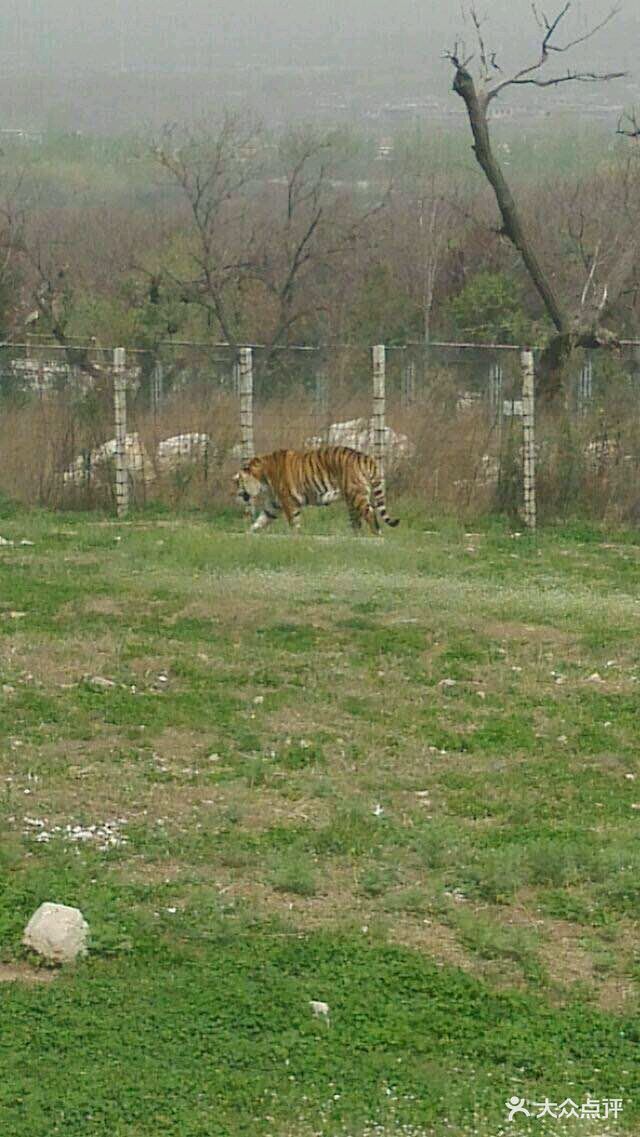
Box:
[452,67,569,341]
[446,4,624,400]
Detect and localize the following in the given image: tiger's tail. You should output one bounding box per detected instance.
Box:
[371,472,400,527]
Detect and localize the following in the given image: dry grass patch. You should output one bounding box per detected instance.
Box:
[0,631,124,688]
[0,963,57,985]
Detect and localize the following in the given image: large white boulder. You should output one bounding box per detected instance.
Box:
[23,902,89,963]
[156,432,211,471]
[63,432,154,487]
[306,418,414,469]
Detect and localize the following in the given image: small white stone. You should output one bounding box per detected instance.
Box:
[438,678,456,688]
[23,902,89,963]
[88,676,116,691]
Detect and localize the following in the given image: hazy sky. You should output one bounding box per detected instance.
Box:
[0,0,636,75]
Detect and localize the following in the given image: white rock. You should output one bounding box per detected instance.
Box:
[309,1000,330,1018]
[156,432,212,472]
[88,676,116,691]
[63,432,154,487]
[305,418,414,470]
[23,902,89,963]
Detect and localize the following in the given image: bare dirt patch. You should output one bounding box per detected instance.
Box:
[0,963,57,984]
[484,620,575,646]
[390,919,476,972]
[597,976,638,1014]
[82,595,127,618]
[0,631,121,687]
[142,727,210,764]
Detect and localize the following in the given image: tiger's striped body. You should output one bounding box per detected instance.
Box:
[234,447,399,534]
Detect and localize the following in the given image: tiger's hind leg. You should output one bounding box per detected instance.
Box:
[347,499,363,532]
[347,490,380,535]
[280,492,303,531]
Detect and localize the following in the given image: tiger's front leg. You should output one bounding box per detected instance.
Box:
[251,501,280,532]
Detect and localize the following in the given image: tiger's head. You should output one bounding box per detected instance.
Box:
[233,458,263,509]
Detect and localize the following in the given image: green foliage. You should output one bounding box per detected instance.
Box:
[270,849,318,896]
[2,930,638,1136]
[345,264,419,345]
[449,271,535,345]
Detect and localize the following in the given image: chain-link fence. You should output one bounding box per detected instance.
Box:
[1,338,640,523]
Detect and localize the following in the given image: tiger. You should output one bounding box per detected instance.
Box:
[233,446,399,534]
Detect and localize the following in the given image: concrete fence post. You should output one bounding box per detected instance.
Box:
[372,344,386,482]
[521,348,536,531]
[113,347,129,519]
[238,346,254,463]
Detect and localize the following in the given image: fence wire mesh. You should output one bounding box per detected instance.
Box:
[1,338,640,522]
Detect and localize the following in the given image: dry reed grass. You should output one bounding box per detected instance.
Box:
[1,367,639,523]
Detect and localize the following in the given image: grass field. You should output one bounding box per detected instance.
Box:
[0,502,639,1136]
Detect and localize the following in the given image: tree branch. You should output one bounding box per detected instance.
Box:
[475,2,625,102]
[617,109,640,139]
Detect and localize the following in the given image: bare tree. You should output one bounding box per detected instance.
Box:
[0,167,28,338]
[152,114,261,346]
[19,208,114,376]
[617,108,640,139]
[249,132,333,351]
[411,177,461,345]
[251,130,387,352]
[153,118,387,355]
[445,2,625,396]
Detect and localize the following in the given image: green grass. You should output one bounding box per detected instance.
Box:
[0,507,639,1136]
